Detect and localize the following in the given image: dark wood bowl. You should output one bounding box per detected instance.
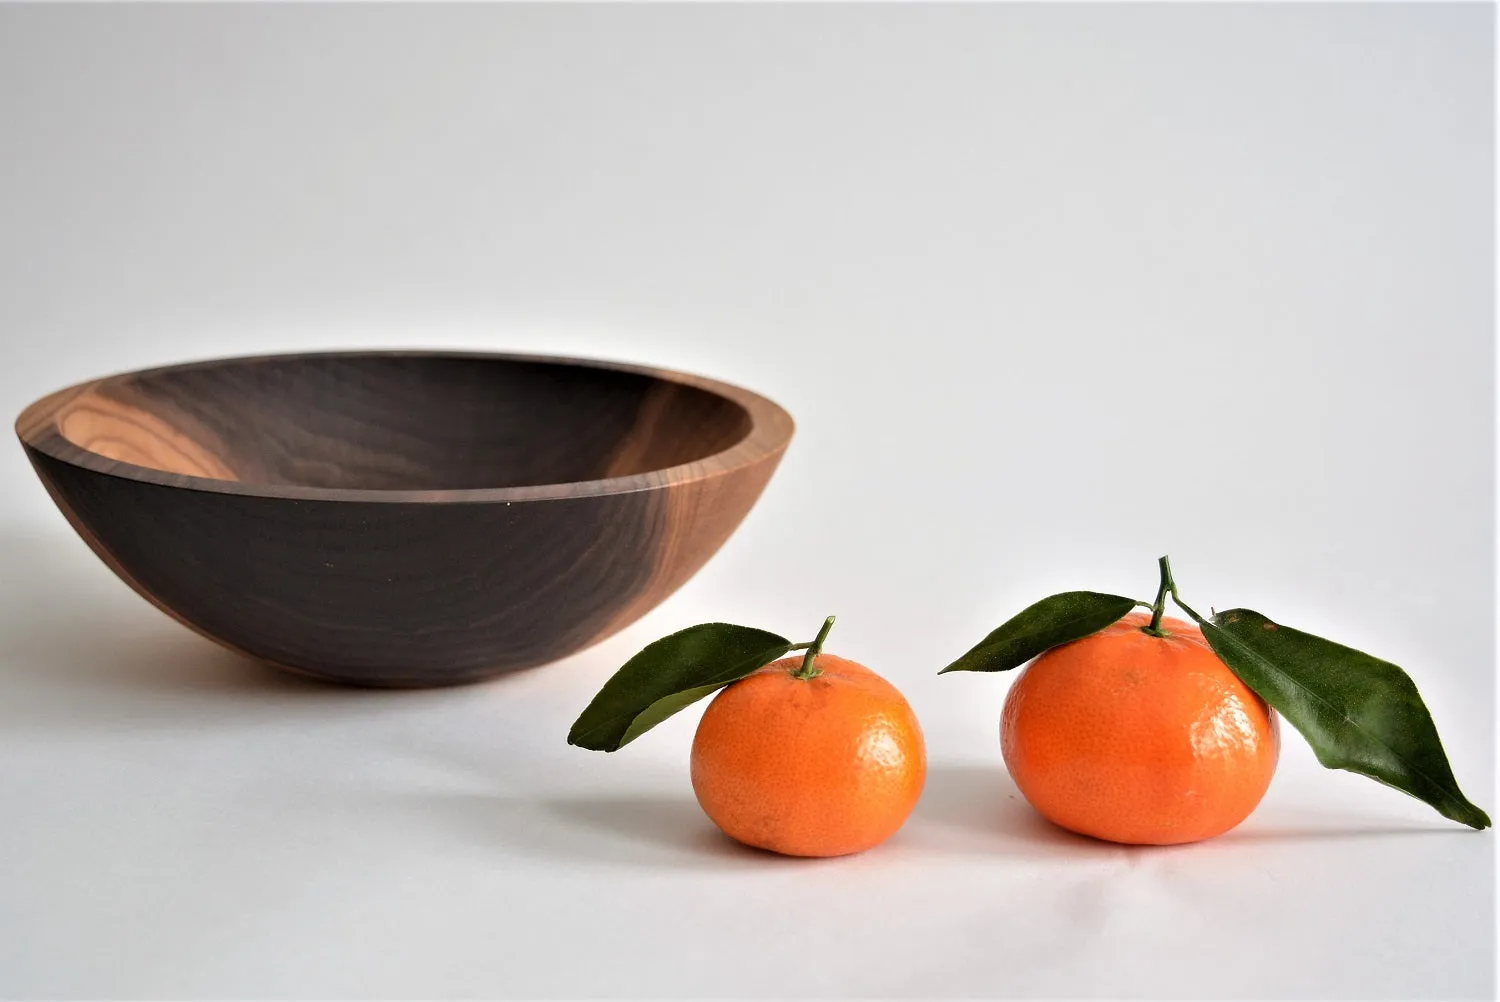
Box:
[16,350,794,687]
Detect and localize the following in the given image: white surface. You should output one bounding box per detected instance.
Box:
[0,4,1493,999]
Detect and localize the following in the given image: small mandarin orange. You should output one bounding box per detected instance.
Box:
[691,652,926,857]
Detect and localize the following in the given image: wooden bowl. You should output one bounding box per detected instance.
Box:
[16,350,794,686]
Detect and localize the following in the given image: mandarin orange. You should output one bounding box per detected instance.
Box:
[1002,611,1279,845]
[691,653,926,857]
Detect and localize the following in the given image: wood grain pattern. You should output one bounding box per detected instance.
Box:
[17,351,794,686]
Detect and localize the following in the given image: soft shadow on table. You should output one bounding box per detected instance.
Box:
[539,794,780,868]
[912,762,1114,857]
[913,763,1465,854]
[389,789,776,870]
[359,729,785,869]
[1215,817,1463,844]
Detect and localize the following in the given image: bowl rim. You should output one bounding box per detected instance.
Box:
[15,348,796,503]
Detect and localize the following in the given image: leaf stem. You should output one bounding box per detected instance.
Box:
[792,616,836,679]
[1143,555,1176,636]
[1171,593,1208,625]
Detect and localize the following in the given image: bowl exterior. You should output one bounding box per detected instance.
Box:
[23,445,785,686]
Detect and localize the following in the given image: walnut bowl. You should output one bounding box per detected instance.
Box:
[16,350,794,686]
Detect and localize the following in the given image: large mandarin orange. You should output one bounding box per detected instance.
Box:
[1002,611,1279,845]
[690,653,926,857]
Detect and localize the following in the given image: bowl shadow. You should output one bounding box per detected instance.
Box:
[0,528,536,728]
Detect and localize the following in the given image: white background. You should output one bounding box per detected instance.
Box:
[0,4,1493,999]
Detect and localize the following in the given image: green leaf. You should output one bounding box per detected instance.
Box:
[939,591,1140,674]
[1200,608,1490,830]
[617,682,732,747]
[568,623,796,752]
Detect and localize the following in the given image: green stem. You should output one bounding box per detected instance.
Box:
[1170,592,1209,626]
[1142,554,1210,627]
[792,616,836,679]
[1143,555,1175,636]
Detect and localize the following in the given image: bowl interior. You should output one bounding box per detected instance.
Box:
[48,354,755,491]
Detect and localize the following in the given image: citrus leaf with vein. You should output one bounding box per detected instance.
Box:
[939,591,1139,674]
[1200,608,1490,830]
[568,623,796,752]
